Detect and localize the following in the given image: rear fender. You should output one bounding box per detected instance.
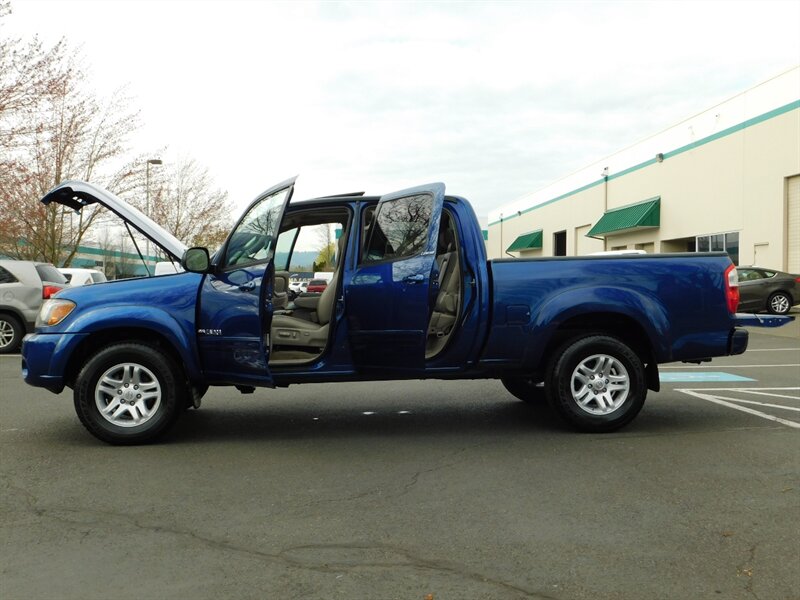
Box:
[529,286,670,364]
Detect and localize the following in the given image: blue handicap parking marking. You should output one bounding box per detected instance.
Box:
[660,372,756,383]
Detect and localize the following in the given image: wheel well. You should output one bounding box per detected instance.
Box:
[64,327,187,389]
[770,289,794,302]
[543,312,659,391]
[0,309,26,326]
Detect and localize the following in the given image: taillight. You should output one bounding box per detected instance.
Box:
[42,285,62,299]
[724,264,739,314]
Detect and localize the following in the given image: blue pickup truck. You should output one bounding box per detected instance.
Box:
[21,177,789,444]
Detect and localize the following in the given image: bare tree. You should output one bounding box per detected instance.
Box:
[135,156,231,250]
[0,5,140,264]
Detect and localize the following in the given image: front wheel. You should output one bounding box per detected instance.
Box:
[74,343,184,445]
[545,335,647,433]
[767,292,792,315]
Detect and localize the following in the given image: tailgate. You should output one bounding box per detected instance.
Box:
[734,313,795,327]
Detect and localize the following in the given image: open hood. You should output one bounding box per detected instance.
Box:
[41,180,188,261]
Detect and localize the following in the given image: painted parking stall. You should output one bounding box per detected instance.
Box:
[659,334,800,429]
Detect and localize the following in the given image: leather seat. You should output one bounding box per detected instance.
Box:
[271,236,344,349]
[426,223,461,357]
[273,271,290,310]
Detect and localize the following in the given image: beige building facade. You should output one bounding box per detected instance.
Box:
[487,67,800,273]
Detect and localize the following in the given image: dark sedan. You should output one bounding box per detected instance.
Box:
[737,267,800,315]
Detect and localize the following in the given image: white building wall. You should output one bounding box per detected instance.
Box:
[488,66,800,271]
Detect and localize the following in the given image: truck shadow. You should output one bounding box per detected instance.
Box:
[166,396,698,445]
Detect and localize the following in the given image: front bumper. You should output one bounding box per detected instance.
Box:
[21,332,88,394]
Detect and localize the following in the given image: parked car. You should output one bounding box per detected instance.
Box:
[0,260,67,353]
[288,280,308,294]
[154,261,184,276]
[21,178,792,444]
[306,278,328,293]
[59,267,107,286]
[287,280,308,300]
[737,266,800,315]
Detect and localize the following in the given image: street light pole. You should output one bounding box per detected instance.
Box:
[145,158,163,272]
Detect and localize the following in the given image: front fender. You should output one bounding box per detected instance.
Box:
[60,305,202,381]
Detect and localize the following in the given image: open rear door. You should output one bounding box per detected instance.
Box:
[196,177,296,386]
[346,183,444,372]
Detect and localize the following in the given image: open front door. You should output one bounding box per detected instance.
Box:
[346,183,444,372]
[196,177,296,386]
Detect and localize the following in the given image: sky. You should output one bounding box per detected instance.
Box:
[4,0,800,224]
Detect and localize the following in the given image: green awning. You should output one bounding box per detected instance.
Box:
[507,229,543,252]
[587,197,660,237]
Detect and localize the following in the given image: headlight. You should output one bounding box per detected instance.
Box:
[37,299,76,327]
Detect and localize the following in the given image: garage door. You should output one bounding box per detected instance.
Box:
[788,175,800,273]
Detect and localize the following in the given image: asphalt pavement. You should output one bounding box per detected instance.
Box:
[1,319,798,600]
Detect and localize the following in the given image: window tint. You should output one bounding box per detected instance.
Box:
[223,187,290,268]
[35,264,67,284]
[0,266,18,284]
[737,269,762,281]
[363,194,432,263]
[763,270,776,278]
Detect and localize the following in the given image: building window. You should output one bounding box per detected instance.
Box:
[696,231,739,265]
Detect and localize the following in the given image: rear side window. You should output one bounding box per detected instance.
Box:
[0,266,19,284]
[35,264,68,284]
[363,194,433,263]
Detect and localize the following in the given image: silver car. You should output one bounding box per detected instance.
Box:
[0,260,68,353]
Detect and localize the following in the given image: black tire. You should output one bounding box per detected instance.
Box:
[0,313,24,354]
[501,376,546,403]
[545,335,647,433]
[74,343,184,445]
[767,292,792,315]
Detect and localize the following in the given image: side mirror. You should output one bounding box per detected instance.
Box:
[181,247,211,273]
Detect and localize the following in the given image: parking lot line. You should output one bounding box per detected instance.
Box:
[739,389,800,400]
[701,396,800,412]
[677,389,800,429]
[661,364,800,369]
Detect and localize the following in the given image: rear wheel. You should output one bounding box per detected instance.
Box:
[0,314,24,354]
[767,292,791,315]
[74,343,184,445]
[501,377,546,403]
[545,335,647,433]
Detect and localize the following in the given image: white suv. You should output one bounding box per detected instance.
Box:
[0,260,68,353]
[58,267,107,286]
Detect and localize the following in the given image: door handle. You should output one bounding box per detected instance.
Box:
[404,274,425,283]
[239,281,256,291]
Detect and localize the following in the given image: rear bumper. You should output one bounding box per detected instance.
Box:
[728,328,749,356]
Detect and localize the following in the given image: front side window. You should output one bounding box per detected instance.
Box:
[274,227,299,272]
[223,188,290,268]
[363,194,432,263]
